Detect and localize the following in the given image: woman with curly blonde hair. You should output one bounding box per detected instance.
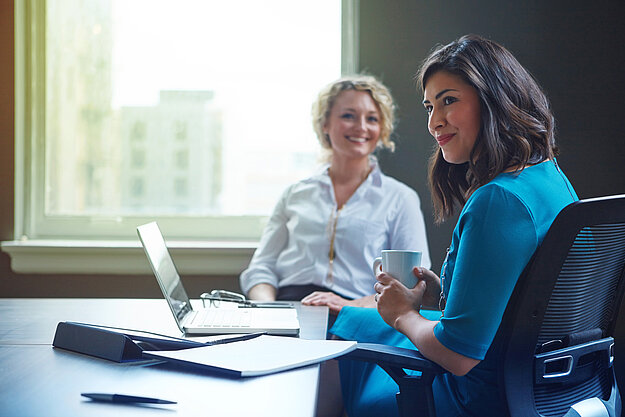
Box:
[240,74,430,312]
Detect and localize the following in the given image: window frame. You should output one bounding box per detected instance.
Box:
[4,0,359,275]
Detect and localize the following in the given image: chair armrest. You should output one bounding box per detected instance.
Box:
[342,343,447,417]
[343,343,447,375]
[534,337,614,385]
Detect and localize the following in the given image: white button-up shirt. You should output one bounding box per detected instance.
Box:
[239,159,431,300]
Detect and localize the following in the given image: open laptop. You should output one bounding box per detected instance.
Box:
[137,222,300,336]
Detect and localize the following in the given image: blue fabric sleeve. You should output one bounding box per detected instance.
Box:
[434,185,538,360]
[331,306,441,347]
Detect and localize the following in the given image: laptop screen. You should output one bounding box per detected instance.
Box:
[137,222,193,325]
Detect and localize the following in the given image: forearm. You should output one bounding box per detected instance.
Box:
[247,283,278,301]
[351,294,377,308]
[394,311,479,376]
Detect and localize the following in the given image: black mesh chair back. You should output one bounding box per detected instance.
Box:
[491,194,625,416]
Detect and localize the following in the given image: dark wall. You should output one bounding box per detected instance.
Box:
[358,0,625,393]
[0,2,18,292]
[361,0,625,273]
[1,4,14,242]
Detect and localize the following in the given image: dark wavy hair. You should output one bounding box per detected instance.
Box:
[417,34,558,223]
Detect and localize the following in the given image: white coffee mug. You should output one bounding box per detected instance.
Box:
[373,250,423,288]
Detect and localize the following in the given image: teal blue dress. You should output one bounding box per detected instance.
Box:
[330,160,578,417]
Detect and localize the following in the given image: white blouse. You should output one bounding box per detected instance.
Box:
[239,159,431,300]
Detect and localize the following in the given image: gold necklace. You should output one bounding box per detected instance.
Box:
[326,206,342,283]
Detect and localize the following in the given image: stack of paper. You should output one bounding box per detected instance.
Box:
[143,335,356,377]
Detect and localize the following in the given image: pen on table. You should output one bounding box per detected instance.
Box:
[243,301,295,308]
[81,393,176,405]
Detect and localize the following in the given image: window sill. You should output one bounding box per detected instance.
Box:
[0,240,257,275]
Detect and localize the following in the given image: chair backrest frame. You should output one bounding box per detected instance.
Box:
[490,195,625,417]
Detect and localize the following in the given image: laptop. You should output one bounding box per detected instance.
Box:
[137,221,300,336]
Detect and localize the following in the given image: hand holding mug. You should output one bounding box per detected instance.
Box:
[372,250,422,288]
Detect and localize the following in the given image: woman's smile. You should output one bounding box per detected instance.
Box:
[435,133,455,147]
[346,136,370,143]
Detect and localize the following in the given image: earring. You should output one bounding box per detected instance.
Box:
[325,134,332,146]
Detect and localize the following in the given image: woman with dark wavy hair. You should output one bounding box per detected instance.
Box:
[422,33,559,223]
[330,34,578,416]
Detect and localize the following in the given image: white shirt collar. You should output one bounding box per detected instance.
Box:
[311,156,383,187]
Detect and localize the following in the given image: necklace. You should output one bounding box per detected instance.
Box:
[326,206,342,284]
[439,247,450,315]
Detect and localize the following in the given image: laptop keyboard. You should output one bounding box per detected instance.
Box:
[191,309,252,328]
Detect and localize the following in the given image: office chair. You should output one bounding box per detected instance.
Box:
[343,194,625,417]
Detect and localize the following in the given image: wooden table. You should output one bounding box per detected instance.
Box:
[0,298,328,417]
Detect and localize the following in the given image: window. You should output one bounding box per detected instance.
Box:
[175,150,189,170]
[131,149,145,169]
[130,177,145,198]
[174,178,188,198]
[14,0,357,245]
[131,121,146,141]
[174,121,188,142]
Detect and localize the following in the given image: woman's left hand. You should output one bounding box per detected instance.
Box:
[301,291,352,315]
[374,272,425,329]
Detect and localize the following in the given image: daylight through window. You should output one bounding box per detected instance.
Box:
[24,0,348,240]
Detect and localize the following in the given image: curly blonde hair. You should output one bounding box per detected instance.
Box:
[311,75,396,161]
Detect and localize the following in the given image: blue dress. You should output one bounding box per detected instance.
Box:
[330,160,578,417]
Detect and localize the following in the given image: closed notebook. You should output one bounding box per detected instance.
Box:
[142,335,356,377]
